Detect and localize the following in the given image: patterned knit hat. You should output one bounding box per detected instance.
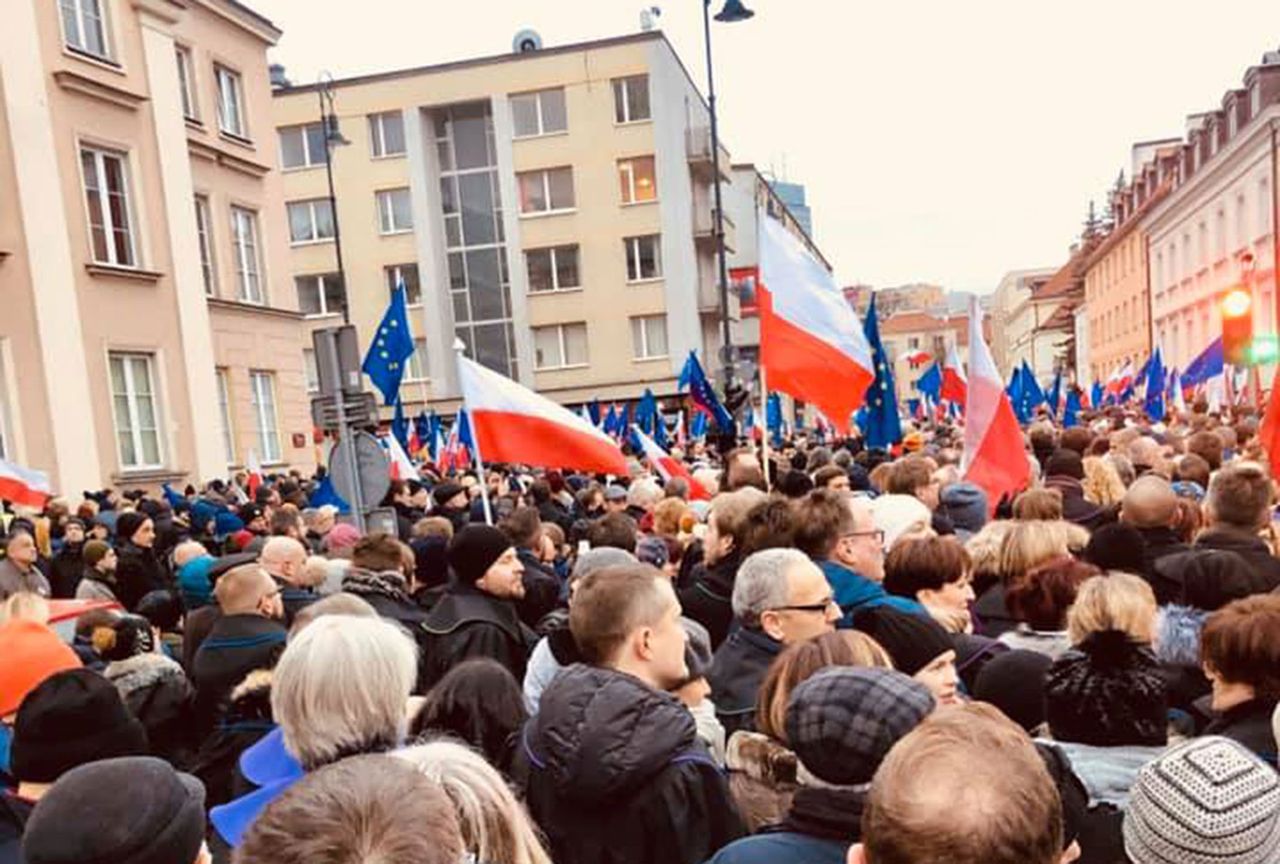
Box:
[1124,736,1280,864]
[1045,630,1167,747]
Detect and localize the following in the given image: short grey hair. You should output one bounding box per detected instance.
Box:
[272,614,418,770]
[627,478,664,510]
[732,548,810,624]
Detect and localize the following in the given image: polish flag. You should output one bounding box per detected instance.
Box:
[439,423,470,474]
[0,459,52,509]
[1105,360,1135,400]
[245,449,263,499]
[941,343,968,405]
[458,356,628,475]
[758,215,874,433]
[382,434,418,481]
[632,425,711,500]
[1259,364,1280,479]
[961,295,1030,510]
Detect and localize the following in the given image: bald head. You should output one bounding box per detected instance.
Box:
[1121,475,1178,529]
[215,563,279,615]
[172,540,208,569]
[261,536,309,585]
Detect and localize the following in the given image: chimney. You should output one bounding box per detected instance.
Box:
[269,63,290,90]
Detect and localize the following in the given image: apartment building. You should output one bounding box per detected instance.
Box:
[989,268,1057,378]
[879,309,985,405]
[271,31,739,414]
[0,0,311,495]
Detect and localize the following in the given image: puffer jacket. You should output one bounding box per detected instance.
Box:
[1155,604,1212,732]
[514,664,744,864]
[104,652,197,767]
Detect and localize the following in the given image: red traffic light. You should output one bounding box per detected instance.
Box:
[1221,287,1254,366]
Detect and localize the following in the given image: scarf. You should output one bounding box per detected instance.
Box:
[343,568,413,605]
[770,785,865,842]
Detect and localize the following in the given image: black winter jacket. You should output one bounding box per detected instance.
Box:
[115,541,168,610]
[191,614,287,734]
[1193,528,1280,592]
[1204,697,1280,767]
[515,548,562,630]
[48,543,85,598]
[708,627,784,737]
[515,664,744,864]
[677,553,741,650]
[105,652,197,767]
[419,584,534,690]
[1135,527,1191,605]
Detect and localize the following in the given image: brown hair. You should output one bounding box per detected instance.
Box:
[1201,595,1280,701]
[739,497,798,557]
[1005,556,1099,631]
[501,506,543,549]
[862,704,1063,864]
[1172,497,1203,544]
[1173,453,1211,489]
[708,488,769,553]
[569,565,672,666]
[351,533,405,573]
[1186,430,1224,471]
[886,456,934,496]
[586,512,638,553]
[813,465,847,489]
[883,536,970,599]
[756,631,892,741]
[652,498,688,538]
[1206,462,1273,531]
[413,516,455,541]
[1011,488,1063,521]
[792,489,855,559]
[235,754,463,864]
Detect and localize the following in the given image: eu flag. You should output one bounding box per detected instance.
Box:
[391,398,410,453]
[413,411,431,451]
[915,363,942,404]
[689,410,708,440]
[1183,337,1224,389]
[456,409,474,451]
[678,352,733,431]
[1046,370,1063,418]
[362,282,417,405]
[1144,347,1166,421]
[858,293,901,449]
[766,392,784,447]
[308,474,351,514]
[1020,361,1046,415]
[1064,388,1081,428]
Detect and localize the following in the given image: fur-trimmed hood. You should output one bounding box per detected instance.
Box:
[1156,604,1209,668]
[103,651,187,697]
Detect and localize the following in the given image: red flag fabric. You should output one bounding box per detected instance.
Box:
[632,425,711,500]
[1258,364,1280,479]
[961,296,1030,510]
[0,459,51,509]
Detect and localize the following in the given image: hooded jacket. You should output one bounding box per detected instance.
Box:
[816,560,921,628]
[104,652,196,766]
[515,664,744,864]
[1133,526,1190,604]
[1193,527,1280,591]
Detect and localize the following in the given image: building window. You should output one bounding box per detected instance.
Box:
[60,0,110,59]
[630,315,668,360]
[249,371,281,463]
[404,338,428,381]
[80,146,135,267]
[194,195,216,296]
[216,367,235,465]
[612,75,651,124]
[526,245,580,293]
[434,101,518,379]
[386,263,421,304]
[109,353,162,470]
[533,323,588,370]
[624,235,662,282]
[230,206,263,303]
[295,273,344,317]
[510,88,567,137]
[175,46,197,120]
[302,349,319,394]
[278,123,327,169]
[618,156,657,204]
[368,111,405,158]
[517,167,575,214]
[215,65,246,138]
[1236,193,1248,250]
[286,198,335,244]
[376,188,413,234]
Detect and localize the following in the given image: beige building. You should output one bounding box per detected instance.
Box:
[272,31,738,414]
[0,0,311,495]
[989,267,1058,379]
[880,309,986,405]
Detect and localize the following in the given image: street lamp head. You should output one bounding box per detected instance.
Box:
[324,113,350,146]
[713,0,754,22]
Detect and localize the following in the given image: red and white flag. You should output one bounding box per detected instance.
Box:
[245,449,263,498]
[458,357,627,475]
[0,459,51,509]
[941,343,968,405]
[961,296,1030,510]
[439,423,470,474]
[758,215,874,433]
[381,434,418,481]
[632,425,710,500]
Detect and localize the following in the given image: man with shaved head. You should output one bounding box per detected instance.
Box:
[1121,475,1190,605]
[260,536,316,626]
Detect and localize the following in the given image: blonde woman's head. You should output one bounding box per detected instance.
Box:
[998,520,1088,584]
[397,739,552,864]
[1067,572,1157,646]
[1082,456,1127,507]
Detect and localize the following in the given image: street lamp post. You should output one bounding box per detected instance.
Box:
[702,0,753,415]
[318,72,351,324]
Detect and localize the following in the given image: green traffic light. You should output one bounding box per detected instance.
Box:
[1249,335,1280,365]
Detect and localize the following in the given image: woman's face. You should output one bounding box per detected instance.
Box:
[133,518,156,548]
[914,649,959,706]
[921,572,975,616]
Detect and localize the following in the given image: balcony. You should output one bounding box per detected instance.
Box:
[686,125,731,183]
[693,206,736,254]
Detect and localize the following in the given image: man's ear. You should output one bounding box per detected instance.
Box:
[847,843,868,864]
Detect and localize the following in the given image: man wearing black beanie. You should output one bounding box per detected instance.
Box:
[419,525,536,690]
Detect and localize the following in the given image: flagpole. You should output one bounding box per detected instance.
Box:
[760,365,772,490]
[453,339,493,526]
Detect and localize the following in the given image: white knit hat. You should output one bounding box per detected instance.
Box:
[870,494,932,551]
[1123,736,1280,864]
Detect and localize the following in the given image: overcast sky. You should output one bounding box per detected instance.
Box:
[256,0,1279,293]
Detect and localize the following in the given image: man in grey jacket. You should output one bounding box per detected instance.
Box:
[0,529,49,600]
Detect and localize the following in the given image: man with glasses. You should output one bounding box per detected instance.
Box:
[707,548,840,735]
[794,489,920,628]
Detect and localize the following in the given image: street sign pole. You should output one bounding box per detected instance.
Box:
[316,327,366,532]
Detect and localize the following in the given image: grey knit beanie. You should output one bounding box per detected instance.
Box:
[1123,736,1280,864]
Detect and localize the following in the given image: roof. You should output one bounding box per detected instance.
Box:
[1081,181,1172,271]
[880,311,976,342]
[1040,302,1077,332]
[1032,235,1103,303]
[274,31,664,95]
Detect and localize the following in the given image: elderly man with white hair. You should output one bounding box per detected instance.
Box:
[706,548,840,735]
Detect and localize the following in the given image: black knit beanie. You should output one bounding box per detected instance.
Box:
[114,511,147,544]
[1044,630,1167,746]
[973,648,1053,733]
[448,524,513,585]
[10,669,149,784]
[852,606,955,676]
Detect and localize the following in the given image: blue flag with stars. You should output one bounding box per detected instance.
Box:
[915,363,942,405]
[678,352,733,432]
[858,293,901,449]
[362,282,416,405]
[392,398,410,453]
[1144,347,1166,421]
[689,410,708,440]
[1064,388,1081,428]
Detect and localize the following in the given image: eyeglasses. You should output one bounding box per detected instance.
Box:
[772,596,838,614]
[842,529,885,545]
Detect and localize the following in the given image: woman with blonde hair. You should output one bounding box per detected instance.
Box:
[973,519,1088,638]
[397,739,552,864]
[726,630,893,831]
[1082,456,1127,507]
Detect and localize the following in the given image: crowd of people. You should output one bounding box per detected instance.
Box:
[3,401,1280,863]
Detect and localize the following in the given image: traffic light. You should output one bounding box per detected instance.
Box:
[1221,287,1253,366]
[1251,333,1280,365]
